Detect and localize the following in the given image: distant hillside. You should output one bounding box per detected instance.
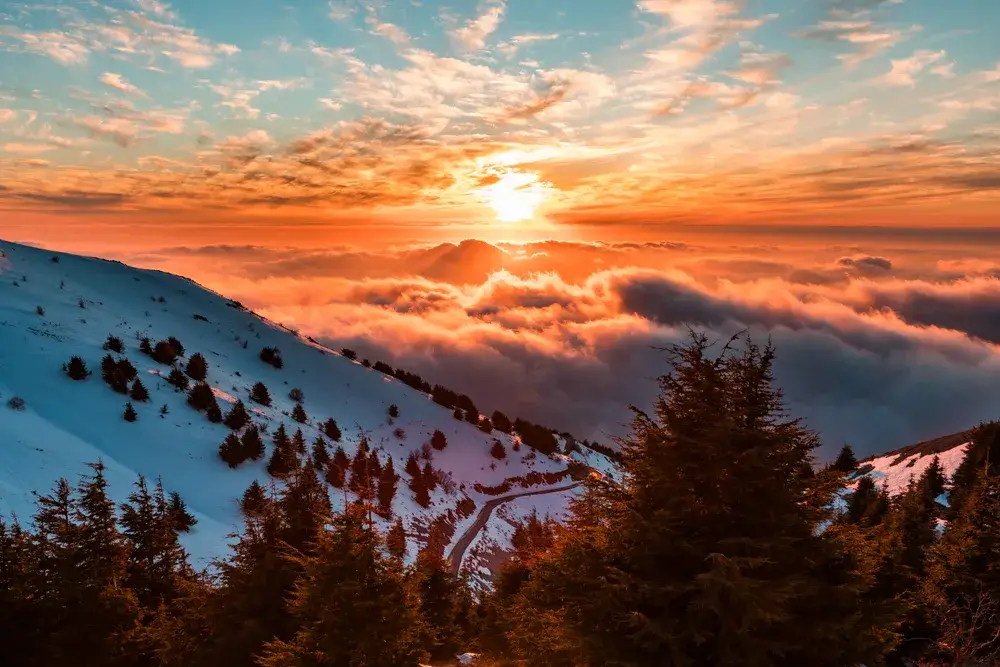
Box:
[0,240,618,588]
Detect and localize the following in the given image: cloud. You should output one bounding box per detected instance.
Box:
[880,49,946,87]
[99,72,148,97]
[451,0,506,52]
[0,109,16,123]
[2,142,56,154]
[0,28,89,64]
[123,239,1000,459]
[796,18,918,67]
[497,33,560,58]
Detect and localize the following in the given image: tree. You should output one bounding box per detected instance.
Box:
[405,452,421,478]
[919,455,947,502]
[267,425,299,479]
[124,401,138,422]
[130,377,149,402]
[259,346,283,369]
[387,519,407,560]
[322,418,341,441]
[250,382,271,407]
[844,475,881,526]
[506,333,897,667]
[422,462,438,493]
[219,433,245,468]
[492,410,513,433]
[490,440,506,460]
[292,428,307,456]
[349,447,375,500]
[478,416,494,433]
[103,334,124,353]
[378,457,398,518]
[239,480,267,516]
[288,387,304,402]
[431,429,447,451]
[452,408,464,421]
[327,446,350,488]
[256,505,426,667]
[950,422,1000,517]
[167,367,190,391]
[224,399,251,431]
[388,403,399,419]
[65,355,91,381]
[241,424,265,461]
[152,340,178,365]
[291,402,308,424]
[185,353,208,382]
[311,436,330,471]
[167,490,197,532]
[167,336,186,357]
[833,444,858,473]
[409,546,468,662]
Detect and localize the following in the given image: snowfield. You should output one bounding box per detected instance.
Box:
[0,241,617,585]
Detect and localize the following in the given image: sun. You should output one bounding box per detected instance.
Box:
[478,170,550,223]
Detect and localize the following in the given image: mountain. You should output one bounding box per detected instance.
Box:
[855,429,972,496]
[0,240,618,588]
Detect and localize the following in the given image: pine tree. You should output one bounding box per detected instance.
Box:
[241,424,265,461]
[288,387,304,402]
[431,429,447,450]
[250,381,272,406]
[292,428,307,456]
[919,455,947,503]
[950,422,1000,517]
[833,444,858,473]
[845,475,881,525]
[405,452,421,478]
[387,519,407,560]
[322,417,342,441]
[327,446,350,488]
[311,436,330,471]
[492,410,513,433]
[167,490,197,532]
[219,433,245,468]
[257,505,426,667]
[240,480,268,516]
[187,382,215,412]
[423,462,438,492]
[152,340,178,366]
[103,334,124,353]
[410,546,467,662]
[291,402,308,424]
[490,440,506,459]
[185,353,208,382]
[124,401,138,422]
[349,447,375,500]
[267,433,298,479]
[507,333,897,667]
[224,399,251,431]
[277,459,332,552]
[139,336,153,355]
[65,355,91,381]
[167,367,190,391]
[130,377,150,402]
[377,457,398,518]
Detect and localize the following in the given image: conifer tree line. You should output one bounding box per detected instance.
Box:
[26,331,1000,666]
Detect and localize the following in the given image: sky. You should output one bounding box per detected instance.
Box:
[3,0,1000,459]
[1,0,999,241]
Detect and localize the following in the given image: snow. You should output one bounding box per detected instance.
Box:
[0,240,596,570]
[855,443,969,496]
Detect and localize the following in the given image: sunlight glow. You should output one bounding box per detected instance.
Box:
[478,170,551,223]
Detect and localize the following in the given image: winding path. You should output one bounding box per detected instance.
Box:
[446,482,583,575]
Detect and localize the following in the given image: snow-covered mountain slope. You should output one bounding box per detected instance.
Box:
[0,240,617,582]
[852,429,972,499]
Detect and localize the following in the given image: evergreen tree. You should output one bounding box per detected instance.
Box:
[187,382,215,412]
[167,367,189,391]
[240,480,268,516]
[919,455,947,503]
[103,334,124,353]
[267,439,297,479]
[453,408,463,421]
[311,436,330,471]
[291,402,308,424]
[185,353,208,382]
[844,475,881,526]
[322,417,342,441]
[250,382,272,406]
[124,401,138,422]
[349,447,375,500]
[241,424,265,461]
[139,336,153,355]
[431,429,447,450]
[257,504,426,667]
[288,387,304,402]
[152,340,178,366]
[490,440,506,459]
[292,428,307,456]
[507,333,897,667]
[277,460,332,552]
[224,399,251,431]
[492,410,513,434]
[950,422,1000,517]
[167,490,197,533]
[377,457,398,518]
[219,433,245,468]
[833,444,858,473]
[65,355,91,381]
[409,547,467,662]
[388,403,399,419]
[405,452,421,478]
[387,519,407,560]
[327,446,350,488]
[130,377,149,402]
[423,462,438,492]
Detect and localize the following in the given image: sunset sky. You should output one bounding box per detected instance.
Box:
[3,0,1000,458]
[1,0,999,246]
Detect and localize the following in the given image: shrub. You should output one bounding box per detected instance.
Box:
[340,348,357,360]
[431,430,447,450]
[167,336,185,357]
[167,367,190,391]
[139,336,152,355]
[160,404,169,417]
[452,408,463,421]
[490,440,506,460]
[224,399,251,431]
[51,256,59,263]
[393,427,406,440]
[101,354,136,394]
[123,402,138,422]
[291,402,308,424]
[250,382,272,406]
[288,387,304,402]
[388,404,399,419]
[7,396,26,411]
[464,409,479,425]
[35,305,45,316]
[130,378,149,402]
[103,335,124,353]
[193,313,209,322]
[478,417,493,434]
[185,353,208,382]
[259,346,283,369]
[491,410,512,433]
[65,356,91,381]
[361,358,372,367]
[187,383,216,412]
[151,340,178,366]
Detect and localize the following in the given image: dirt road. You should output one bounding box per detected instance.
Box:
[446,482,583,575]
